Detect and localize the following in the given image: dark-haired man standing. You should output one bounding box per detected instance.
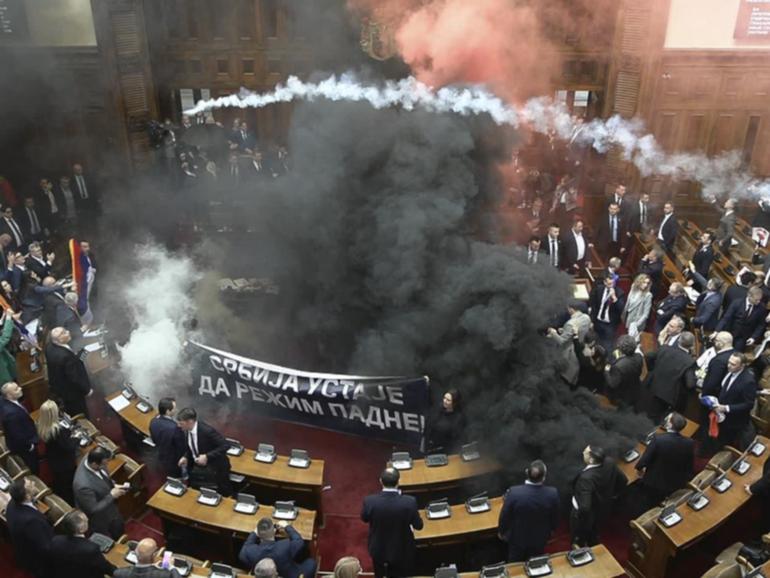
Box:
[5,478,54,578]
[177,407,232,496]
[498,460,559,561]
[361,467,423,578]
[73,446,128,538]
[150,397,186,478]
[570,445,627,547]
[49,509,116,578]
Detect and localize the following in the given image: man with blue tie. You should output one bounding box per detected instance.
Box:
[716,286,766,352]
[713,353,757,448]
[0,381,38,473]
[498,460,559,561]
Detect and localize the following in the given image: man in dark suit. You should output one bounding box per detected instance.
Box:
[25,242,54,279]
[691,231,715,285]
[635,412,695,510]
[5,478,54,578]
[0,205,25,251]
[713,353,757,448]
[627,192,652,235]
[542,223,563,269]
[607,184,629,218]
[693,278,724,332]
[45,326,92,417]
[361,467,424,578]
[497,459,559,561]
[646,331,697,421]
[36,178,64,234]
[73,446,128,538]
[570,445,628,547]
[525,236,545,265]
[150,397,186,478]
[716,286,766,352]
[177,407,233,496]
[654,282,688,334]
[595,202,628,259]
[637,247,665,295]
[604,335,644,409]
[722,271,755,313]
[0,382,39,472]
[747,454,770,531]
[239,517,316,578]
[656,202,678,254]
[520,198,545,241]
[49,509,116,578]
[589,274,625,353]
[698,332,735,455]
[114,537,181,578]
[17,197,45,241]
[562,218,592,275]
[716,199,737,253]
[71,163,99,215]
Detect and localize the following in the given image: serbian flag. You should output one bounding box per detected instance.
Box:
[69,238,91,315]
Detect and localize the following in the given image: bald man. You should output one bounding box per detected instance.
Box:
[114,538,181,578]
[45,326,92,417]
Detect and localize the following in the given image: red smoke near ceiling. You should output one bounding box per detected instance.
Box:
[349,0,559,102]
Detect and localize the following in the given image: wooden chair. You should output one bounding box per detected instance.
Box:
[75,418,99,438]
[94,434,119,455]
[4,455,30,480]
[42,493,73,528]
[689,468,718,491]
[706,448,741,473]
[663,488,693,508]
[752,393,770,437]
[627,506,662,578]
[24,475,51,501]
[715,542,745,565]
[701,563,743,578]
[0,434,9,460]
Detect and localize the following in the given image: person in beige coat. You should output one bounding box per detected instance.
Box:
[547,300,592,385]
[622,274,653,339]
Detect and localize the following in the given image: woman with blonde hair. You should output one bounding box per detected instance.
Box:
[622,273,652,339]
[36,399,78,503]
[334,557,362,578]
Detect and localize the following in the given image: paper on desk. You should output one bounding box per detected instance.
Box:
[108,395,130,412]
[83,342,103,353]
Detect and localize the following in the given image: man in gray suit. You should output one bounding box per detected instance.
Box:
[73,447,127,538]
[716,198,737,253]
[114,538,181,578]
[547,300,592,386]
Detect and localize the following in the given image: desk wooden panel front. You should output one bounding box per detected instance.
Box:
[147,486,316,541]
[617,418,699,484]
[106,392,325,494]
[414,496,502,546]
[397,455,500,493]
[448,545,624,578]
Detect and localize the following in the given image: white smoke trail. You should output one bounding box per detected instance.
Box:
[186,73,769,200]
[118,244,201,397]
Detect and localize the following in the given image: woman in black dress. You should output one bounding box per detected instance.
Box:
[424,389,466,454]
[36,399,78,503]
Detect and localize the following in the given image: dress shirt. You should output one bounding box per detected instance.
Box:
[572,463,601,509]
[44,190,59,214]
[549,237,558,267]
[745,298,754,318]
[60,186,77,218]
[573,231,585,260]
[611,215,618,242]
[658,214,672,241]
[598,288,612,323]
[75,175,89,199]
[720,370,743,409]
[528,249,538,264]
[187,421,199,457]
[4,217,23,246]
[26,208,41,235]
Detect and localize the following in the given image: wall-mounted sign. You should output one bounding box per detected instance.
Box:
[735,0,770,41]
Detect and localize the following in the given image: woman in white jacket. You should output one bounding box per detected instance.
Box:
[623,273,652,339]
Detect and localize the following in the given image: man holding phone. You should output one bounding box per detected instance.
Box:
[238,517,316,578]
[73,446,127,539]
[114,538,181,578]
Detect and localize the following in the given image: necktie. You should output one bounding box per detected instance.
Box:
[721,373,736,395]
[188,431,199,457]
[528,251,535,264]
[599,290,610,321]
[28,209,40,235]
[747,303,753,317]
[641,203,646,225]
[611,216,617,242]
[76,175,88,199]
[550,240,557,267]
[7,219,22,246]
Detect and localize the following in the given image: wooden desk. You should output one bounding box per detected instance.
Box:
[147,485,316,541]
[617,418,700,485]
[640,436,770,578]
[430,545,624,578]
[106,392,325,499]
[104,543,249,578]
[397,455,500,495]
[414,496,502,546]
[16,350,48,412]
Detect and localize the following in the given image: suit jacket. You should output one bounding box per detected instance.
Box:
[238,525,307,578]
[25,255,52,279]
[549,311,592,384]
[361,490,423,566]
[42,291,66,329]
[572,460,628,534]
[36,188,64,228]
[717,369,757,437]
[750,457,770,496]
[701,348,733,397]
[657,214,679,251]
[589,284,625,326]
[541,235,564,269]
[149,414,186,476]
[722,284,748,314]
[71,173,98,210]
[636,432,695,495]
[5,500,55,577]
[693,291,723,332]
[0,217,25,250]
[716,298,766,342]
[114,565,181,578]
[692,246,715,279]
[605,352,643,407]
[183,420,231,477]
[717,212,737,243]
[73,457,124,539]
[48,534,116,578]
[646,345,696,407]
[627,200,653,234]
[623,290,652,333]
[45,425,79,478]
[0,398,38,454]
[655,294,688,331]
[638,259,664,292]
[595,213,629,252]
[498,483,559,553]
[562,231,590,272]
[45,342,91,417]
[17,206,45,239]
